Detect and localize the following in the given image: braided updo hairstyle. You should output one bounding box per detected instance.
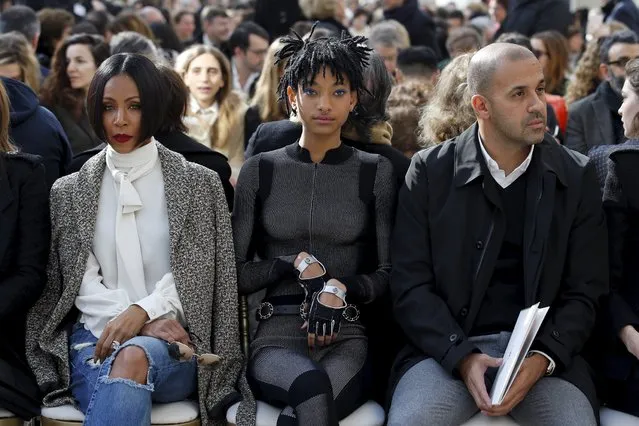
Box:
[275,24,372,117]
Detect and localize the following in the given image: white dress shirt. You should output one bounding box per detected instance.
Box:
[75,142,185,338]
[478,131,534,188]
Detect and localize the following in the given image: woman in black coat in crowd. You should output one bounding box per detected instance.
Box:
[602,57,639,416]
[0,79,49,420]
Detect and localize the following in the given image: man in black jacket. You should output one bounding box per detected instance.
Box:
[387,43,607,425]
[382,0,440,58]
[494,0,571,39]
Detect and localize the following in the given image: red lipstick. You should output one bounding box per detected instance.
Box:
[112,134,133,143]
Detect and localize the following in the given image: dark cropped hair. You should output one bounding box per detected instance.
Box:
[87,53,183,144]
[229,21,269,52]
[40,34,110,114]
[600,30,639,64]
[398,46,439,78]
[0,6,39,43]
[276,24,372,115]
[495,32,533,52]
[173,10,194,25]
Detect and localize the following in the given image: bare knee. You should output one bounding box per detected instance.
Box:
[109,346,149,384]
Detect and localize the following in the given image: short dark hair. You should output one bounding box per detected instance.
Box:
[70,22,100,36]
[448,10,465,22]
[397,46,439,78]
[352,8,372,24]
[229,21,269,52]
[0,5,40,42]
[600,30,639,64]
[86,10,111,36]
[276,25,371,115]
[87,53,181,144]
[495,32,533,52]
[201,7,229,25]
[173,10,194,25]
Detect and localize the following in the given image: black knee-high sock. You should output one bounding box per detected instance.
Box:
[279,369,337,426]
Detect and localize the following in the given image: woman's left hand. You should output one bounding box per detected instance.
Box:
[94,305,149,362]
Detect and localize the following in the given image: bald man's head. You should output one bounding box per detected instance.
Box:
[467,43,537,97]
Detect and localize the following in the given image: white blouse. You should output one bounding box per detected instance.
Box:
[75,141,185,338]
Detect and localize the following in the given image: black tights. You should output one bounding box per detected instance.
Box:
[248,340,367,426]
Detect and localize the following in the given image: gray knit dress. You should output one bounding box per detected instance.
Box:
[232,141,395,423]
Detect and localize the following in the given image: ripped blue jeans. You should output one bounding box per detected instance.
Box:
[69,323,197,426]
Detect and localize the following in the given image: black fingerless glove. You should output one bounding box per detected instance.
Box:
[307,291,346,337]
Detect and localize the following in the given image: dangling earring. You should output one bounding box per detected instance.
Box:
[291,104,297,116]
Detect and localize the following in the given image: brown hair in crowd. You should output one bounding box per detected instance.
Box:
[36,8,75,61]
[107,12,155,40]
[531,30,569,95]
[40,34,110,118]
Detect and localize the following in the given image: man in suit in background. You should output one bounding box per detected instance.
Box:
[566,30,639,155]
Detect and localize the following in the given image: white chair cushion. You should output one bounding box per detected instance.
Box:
[41,405,84,422]
[462,413,520,425]
[0,409,15,419]
[601,407,639,426]
[41,401,199,424]
[226,400,385,426]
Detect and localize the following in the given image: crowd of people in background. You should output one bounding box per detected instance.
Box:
[4,0,639,425]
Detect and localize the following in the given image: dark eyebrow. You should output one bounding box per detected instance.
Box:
[508,79,545,93]
[102,96,140,101]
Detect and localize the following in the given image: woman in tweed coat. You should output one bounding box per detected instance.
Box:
[24,54,255,426]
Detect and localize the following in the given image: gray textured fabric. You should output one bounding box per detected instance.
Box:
[24,143,255,426]
[388,332,596,426]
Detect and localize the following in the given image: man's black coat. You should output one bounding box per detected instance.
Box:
[390,123,608,412]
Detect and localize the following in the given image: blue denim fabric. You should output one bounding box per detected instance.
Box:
[69,323,197,426]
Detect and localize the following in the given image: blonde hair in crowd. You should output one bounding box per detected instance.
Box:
[0,32,41,93]
[419,53,476,146]
[0,80,15,153]
[250,38,287,123]
[175,44,244,152]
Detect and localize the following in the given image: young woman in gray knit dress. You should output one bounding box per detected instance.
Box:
[232,29,396,425]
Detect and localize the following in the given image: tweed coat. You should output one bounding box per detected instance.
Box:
[24,142,256,426]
